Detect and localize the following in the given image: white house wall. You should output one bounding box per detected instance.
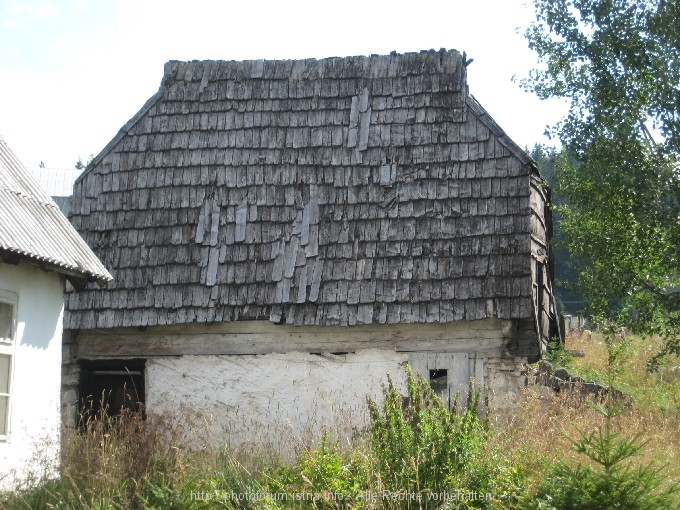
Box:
[0,262,64,490]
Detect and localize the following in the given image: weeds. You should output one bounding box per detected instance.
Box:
[366,368,485,503]
[544,338,573,370]
[1,332,678,509]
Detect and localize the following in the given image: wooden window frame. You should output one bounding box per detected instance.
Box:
[0,290,18,440]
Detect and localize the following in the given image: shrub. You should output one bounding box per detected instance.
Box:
[265,435,367,509]
[545,338,573,370]
[366,367,487,506]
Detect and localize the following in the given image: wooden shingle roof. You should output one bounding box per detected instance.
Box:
[65,49,539,330]
[0,137,112,285]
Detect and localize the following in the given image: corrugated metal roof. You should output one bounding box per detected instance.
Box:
[0,136,112,284]
[28,167,82,197]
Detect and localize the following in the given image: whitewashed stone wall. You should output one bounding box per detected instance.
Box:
[484,357,528,424]
[146,349,410,456]
[144,347,527,454]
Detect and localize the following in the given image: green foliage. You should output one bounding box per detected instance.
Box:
[366,368,487,505]
[264,435,366,508]
[526,0,680,151]
[545,337,574,369]
[529,457,678,510]
[462,450,531,509]
[525,330,679,509]
[554,145,678,339]
[524,0,680,363]
[295,438,365,503]
[262,369,529,509]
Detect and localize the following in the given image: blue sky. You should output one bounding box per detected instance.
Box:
[0,0,566,170]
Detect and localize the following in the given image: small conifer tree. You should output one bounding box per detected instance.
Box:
[527,323,678,509]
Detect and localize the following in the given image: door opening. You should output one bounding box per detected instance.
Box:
[78,359,145,428]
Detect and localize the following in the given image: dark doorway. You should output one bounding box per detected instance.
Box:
[78,359,145,428]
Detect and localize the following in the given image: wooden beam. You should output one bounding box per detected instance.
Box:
[75,318,508,357]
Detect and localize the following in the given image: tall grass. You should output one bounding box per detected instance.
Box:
[496,331,680,508]
[1,331,678,509]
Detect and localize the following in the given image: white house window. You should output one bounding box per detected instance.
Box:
[0,292,18,438]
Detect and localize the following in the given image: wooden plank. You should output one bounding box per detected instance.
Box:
[449,353,471,405]
[380,164,392,186]
[358,107,371,151]
[358,87,370,112]
[77,317,505,337]
[301,202,311,246]
[209,202,220,246]
[205,246,219,286]
[347,96,359,148]
[305,224,318,257]
[77,329,506,358]
[308,257,323,302]
[468,353,486,409]
[296,265,307,303]
[347,127,358,148]
[356,304,373,324]
[283,236,299,279]
[251,59,265,78]
[271,239,285,281]
[194,199,211,244]
[349,95,359,125]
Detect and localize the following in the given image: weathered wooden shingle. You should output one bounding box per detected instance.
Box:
[65,50,547,330]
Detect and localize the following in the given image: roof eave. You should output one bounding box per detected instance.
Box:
[0,248,112,287]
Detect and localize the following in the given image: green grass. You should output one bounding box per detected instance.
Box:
[1,332,678,509]
[566,332,680,414]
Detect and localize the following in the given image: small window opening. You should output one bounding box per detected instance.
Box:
[0,302,14,342]
[429,369,449,405]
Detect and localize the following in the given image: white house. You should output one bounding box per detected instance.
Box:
[0,137,111,489]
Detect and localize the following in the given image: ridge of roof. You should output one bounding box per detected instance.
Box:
[162,49,463,83]
[0,137,112,285]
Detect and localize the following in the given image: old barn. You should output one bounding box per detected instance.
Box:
[62,50,558,449]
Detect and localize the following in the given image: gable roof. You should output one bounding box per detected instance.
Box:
[0,137,112,286]
[66,49,540,330]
